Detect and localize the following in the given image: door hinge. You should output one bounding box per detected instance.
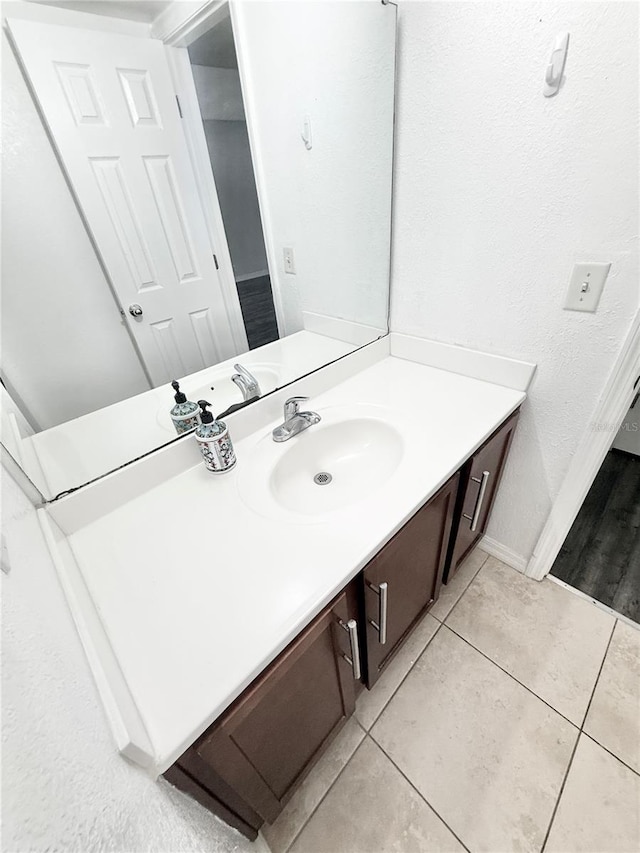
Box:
[213,254,219,270]
[176,95,183,118]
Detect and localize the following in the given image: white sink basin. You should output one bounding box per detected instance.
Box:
[157,364,280,432]
[238,406,404,520]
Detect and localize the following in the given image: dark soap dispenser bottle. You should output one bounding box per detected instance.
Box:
[194,400,237,473]
[169,380,200,435]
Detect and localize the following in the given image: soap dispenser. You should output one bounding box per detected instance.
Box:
[195,400,237,473]
[169,380,200,435]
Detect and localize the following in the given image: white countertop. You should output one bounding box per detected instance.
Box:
[58,354,525,774]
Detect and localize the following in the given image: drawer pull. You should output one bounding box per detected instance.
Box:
[463,470,491,532]
[367,580,388,645]
[338,618,361,680]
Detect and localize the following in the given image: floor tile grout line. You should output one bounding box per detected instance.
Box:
[539,728,581,853]
[361,617,445,732]
[279,734,369,853]
[283,555,629,853]
[579,619,617,730]
[580,730,640,779]
[370,733,472,853]
[360,550,489,734]
[540,618,618,853]
[443,624,582,731]
[448,551,489,607]
[284,558,487,850]
[432,552,489,626]
[354,716,368,736]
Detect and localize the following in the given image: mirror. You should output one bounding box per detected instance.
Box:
[1,0,396,500]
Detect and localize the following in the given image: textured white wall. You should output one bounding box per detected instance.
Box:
[2,467,270,853]
[1,4,151,431]
[391,1,639,563]
[233,0,395,335]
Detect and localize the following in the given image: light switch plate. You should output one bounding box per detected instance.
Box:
[563,262,611,313]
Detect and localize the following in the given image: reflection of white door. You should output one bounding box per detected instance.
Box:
[7,19,244,386]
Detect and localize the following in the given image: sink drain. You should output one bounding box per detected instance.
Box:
[313,472,333,486]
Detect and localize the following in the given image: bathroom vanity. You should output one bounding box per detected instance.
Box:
[163,400,520,839]
[36,335,532,842]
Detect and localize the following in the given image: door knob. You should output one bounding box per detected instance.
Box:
[128,304,143,318]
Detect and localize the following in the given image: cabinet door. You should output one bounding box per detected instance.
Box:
[191,589,359,824]
[446,409,520,580]
[363,474,459,687]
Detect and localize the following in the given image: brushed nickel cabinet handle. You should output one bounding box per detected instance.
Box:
[338,618,361,680]
[367,580,388,645]
[463,470,491,532]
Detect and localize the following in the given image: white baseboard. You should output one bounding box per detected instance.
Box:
[480,535,529,574]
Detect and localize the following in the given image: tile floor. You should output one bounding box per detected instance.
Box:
[261,550,640,853]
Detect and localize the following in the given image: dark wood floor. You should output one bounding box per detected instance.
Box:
[236,275,279,350]
[550,449,640,624]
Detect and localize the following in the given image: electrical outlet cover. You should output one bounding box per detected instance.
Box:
[563,262,611,313]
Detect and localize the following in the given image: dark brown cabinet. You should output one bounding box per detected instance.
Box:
[165,410,520,839]
[444,409,520,582]
[362,473,459,687]
[166,586,359,839]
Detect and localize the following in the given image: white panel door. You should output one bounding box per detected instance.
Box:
[7,18,241,386]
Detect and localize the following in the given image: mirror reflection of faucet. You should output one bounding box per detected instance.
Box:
[232,364,262,401]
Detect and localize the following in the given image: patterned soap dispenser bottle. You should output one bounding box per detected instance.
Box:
[194,400,237,474]
[169,380,201,435]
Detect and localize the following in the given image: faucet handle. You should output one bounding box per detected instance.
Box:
[284,396,308,418]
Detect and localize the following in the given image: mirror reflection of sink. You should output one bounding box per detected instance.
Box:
[157,364,280,432]
[239,407,404,519]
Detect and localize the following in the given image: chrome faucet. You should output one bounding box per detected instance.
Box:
[272,396,321,442]
[232,363,261,401]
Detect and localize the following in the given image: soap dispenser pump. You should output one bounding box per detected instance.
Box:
[169,380,201,435]
[195,400,237,473]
